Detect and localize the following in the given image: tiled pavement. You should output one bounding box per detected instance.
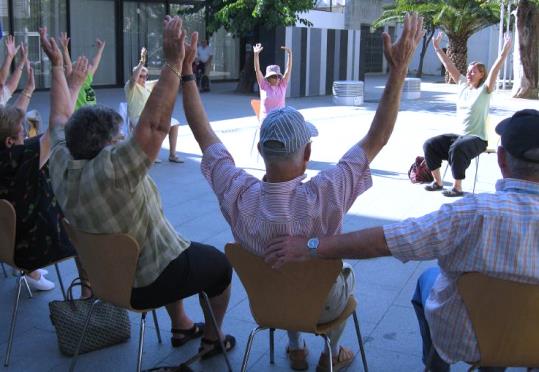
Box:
[0,75,533,371]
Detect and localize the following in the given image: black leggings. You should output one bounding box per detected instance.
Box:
[423,134,487,180]
[130,242,232,310]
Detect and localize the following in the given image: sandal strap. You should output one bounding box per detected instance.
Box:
[171,322,203,336]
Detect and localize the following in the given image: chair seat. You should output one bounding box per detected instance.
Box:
[316,296,357,335]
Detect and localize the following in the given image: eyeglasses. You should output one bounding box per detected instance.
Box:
[139,74,148,79]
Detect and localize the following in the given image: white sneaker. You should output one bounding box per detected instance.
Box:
[25,274,55,291]
[12,267,48,276]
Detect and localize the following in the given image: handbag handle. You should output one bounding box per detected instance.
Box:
[66,277,94,302]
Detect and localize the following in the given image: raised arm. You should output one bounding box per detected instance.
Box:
[253,43,265,84]
[359,13,424,163]
[88,38,106,75]
[5,43,27,94]
[13,62,35,113]
[59,32,72,76]
[0,35,18,85]
[182,31,221,152]
[432,32,461,83]
[128,47,146,88]
[67,56,91,108]
[132,16,184,161]
[281,46,292,82]
[264,227,391,269]
[484,33,512,93]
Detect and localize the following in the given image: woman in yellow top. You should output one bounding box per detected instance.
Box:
[424,32,512,197]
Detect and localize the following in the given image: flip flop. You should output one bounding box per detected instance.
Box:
[425,182,443,191]
[442,188,464,197]
[198,334,236,360]
[171,322,204,348]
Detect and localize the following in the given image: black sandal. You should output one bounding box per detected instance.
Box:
[442,188,464,197]
[425,181,443,191]
[171,322,204,348]
[198,335,236,360]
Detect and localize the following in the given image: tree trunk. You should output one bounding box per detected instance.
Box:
[512,0,539,99]
[446,35,469,84]
[235,49,257,93]
[416,28,435,78]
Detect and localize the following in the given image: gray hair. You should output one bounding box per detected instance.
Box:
[65,105,122,160]
[505,150,539,179]
[260,140,305,165]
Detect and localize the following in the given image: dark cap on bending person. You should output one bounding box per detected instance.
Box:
[259,107,319,156]
[495,109,539,163]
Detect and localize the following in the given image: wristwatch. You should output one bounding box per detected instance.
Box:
[307,237,319,257]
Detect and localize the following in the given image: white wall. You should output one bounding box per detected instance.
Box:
[407,25,503,77]
[297,10,346,30]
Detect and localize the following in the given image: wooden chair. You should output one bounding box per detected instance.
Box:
[426,272,539,370]
[249,99,261,156]
[0,199,69,367]
[225,243,368,372]
[63,220,232,372]
[442,117,499,194]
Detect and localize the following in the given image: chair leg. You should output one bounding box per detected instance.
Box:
[21,273,32,298]
[199,291,233,372]
[269,328,275,364]
[321,335,334,372]
[241,326,265,372]
[250,127,259,157]
[151,309,162,343]
[4,275,25,366]
[69,299,100,372]
[54,263,67,300]
[137,313,147,372]
[1,262,7,278]
[353,310,369,372]
[472,155,480,194]
[442,162,449,183]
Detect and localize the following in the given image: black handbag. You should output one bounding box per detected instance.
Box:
[49,278,131,356]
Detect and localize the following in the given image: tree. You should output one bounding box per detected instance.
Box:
[179,0,316,93]
[512,0,539,99]
[433,0,499,82]
[373,0,439,78]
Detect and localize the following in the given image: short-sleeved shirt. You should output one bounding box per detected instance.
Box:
[258,76,288,122]
[197,45,213,63]
[48,127,190,287]
[0,136,75,270]
[455,76,490,140]
[124,79,158,125]
[201,142,372,255]
[384,178,539,363]
[75,73,97,110]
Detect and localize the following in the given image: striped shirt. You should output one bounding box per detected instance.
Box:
[201,142,372,255]
[384,178,539,363]
[48,127,189,288]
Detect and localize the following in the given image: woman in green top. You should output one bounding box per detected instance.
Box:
[423,33,513,197]
[59,32,106,110]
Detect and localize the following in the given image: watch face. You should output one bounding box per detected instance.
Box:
[307,238,319,249]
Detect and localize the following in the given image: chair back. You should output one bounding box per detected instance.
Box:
[0,199,16,267]
[63,219,140,309]
[225,243,342,333]
[250,99,261,121]
[457,272,539,367]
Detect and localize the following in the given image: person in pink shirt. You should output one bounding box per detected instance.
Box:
[253,43,292,122]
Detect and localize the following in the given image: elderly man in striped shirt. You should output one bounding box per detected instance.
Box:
[265,109,539,371]
[182,14,424,371]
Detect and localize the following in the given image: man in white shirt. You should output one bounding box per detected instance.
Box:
[195,40,212,91]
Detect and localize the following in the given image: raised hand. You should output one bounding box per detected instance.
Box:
[432,32,443,51]
[162,15,185,69]
[382,13,424,73]
[182,31,199,75]
[253,43,263,54]
[18,43,28,65]
[5,35,20,58]
[95,38,106,51]
[501,33,512,54]
[59,32,70,50]
[39,27,63,67]
[67,56,89,92]
[140,47,147,65]
[281,46,291,54]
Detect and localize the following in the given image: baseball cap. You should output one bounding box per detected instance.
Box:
[265,65,283,79]
[259,107,318,155]
[495,109,539,163]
